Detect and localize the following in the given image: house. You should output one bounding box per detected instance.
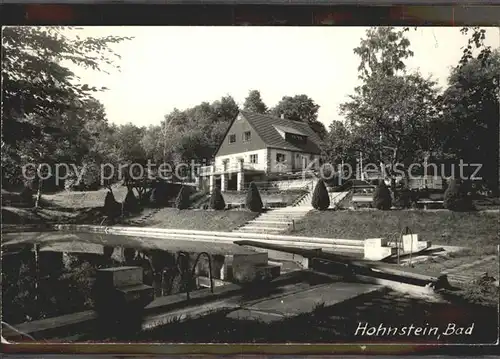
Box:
[198,111,324,192]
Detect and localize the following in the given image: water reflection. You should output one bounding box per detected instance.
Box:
[2,243,222,324]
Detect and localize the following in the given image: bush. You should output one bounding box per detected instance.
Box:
[209,187,226,210]
[372,180,392,210]
[443,178,474,211]
[394,186,412,209]
[103,190,121,218]
[175,185,191,210]
[19,185,34,206]
[311,179,330,211]
[123,188,141,214]
[149,188,159,207]
[140,189,152,206]
[246,182,263,212]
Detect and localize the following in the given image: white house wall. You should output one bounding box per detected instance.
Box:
[268,148,321,173]
[215,148,268,172]
[268,148,293,173]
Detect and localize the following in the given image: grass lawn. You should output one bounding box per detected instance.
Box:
[288,210,499,252]
[145,208,259,231]
[40,184,127,208]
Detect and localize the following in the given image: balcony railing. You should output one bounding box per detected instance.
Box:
[199,162,263,175]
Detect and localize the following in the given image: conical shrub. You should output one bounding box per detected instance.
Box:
[209,187,226,210]
[245,182,263,212]
[311,179,330,210]
[103,190,121,218]
[443,178,473,211]
[123,188,140,214]
[394,185,412,209]
[175,185,190,210]
[372,180,392,210]
[19,185,34,206]
[149,188,158,207]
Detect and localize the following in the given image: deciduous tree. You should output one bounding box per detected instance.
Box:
[339,27,440,186]
[243,90,268,114]
[271,94,327,139]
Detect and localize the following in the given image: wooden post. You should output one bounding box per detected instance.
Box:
[360,152,364,181]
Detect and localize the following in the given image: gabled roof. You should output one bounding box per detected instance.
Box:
[240,110,323,154]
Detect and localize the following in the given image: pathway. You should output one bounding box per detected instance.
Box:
[440,255,499,284]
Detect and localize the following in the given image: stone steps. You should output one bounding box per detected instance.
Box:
[230,189,349,235]
[241,223,290,230]
[251,220,290,225]
[257,214,308,219]
[237,226,285,233]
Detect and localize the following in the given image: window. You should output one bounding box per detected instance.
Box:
[229,134,236,144]
[243,131,251,142]
[285,133,307,144]
[276,153,286,163]
[250,154,258,163]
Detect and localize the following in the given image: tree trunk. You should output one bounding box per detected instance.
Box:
[34,165,43,209]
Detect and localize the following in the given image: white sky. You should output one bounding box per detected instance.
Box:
[70,27,499,129]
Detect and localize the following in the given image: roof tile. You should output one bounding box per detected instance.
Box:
[240,110,323,154]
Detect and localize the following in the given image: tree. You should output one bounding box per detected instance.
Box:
[2,26,131,149]
[140,125,164,163]
[311,180,330,211]
[149,188,160,208]
[112,123,147,163]
[438,50,500,195]
[443,178,474,211]
[402,27,493,68]
[394,184,412,209]
[159,95,238,176]
[340,27,440,187]
[245,182,263,212]
[175,185,190,210]
[325,120,358,167]
[19,185,34,207]
[372,180,392,210]
[271,94,327,139]
[354,27,414,80]
[2,27,131,195]
[123,188,141,214]
[212,95,240,121]
[103,190,121,219]
[209,187,226,210]
[243,90,268,114]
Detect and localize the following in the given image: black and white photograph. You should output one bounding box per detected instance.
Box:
[1,25,499,345]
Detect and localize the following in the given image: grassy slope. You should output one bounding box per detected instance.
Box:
[145,208,259,231]
[289,210,499,251]
[41,184,127,208]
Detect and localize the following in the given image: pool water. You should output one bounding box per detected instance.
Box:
[2,239,225,325]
